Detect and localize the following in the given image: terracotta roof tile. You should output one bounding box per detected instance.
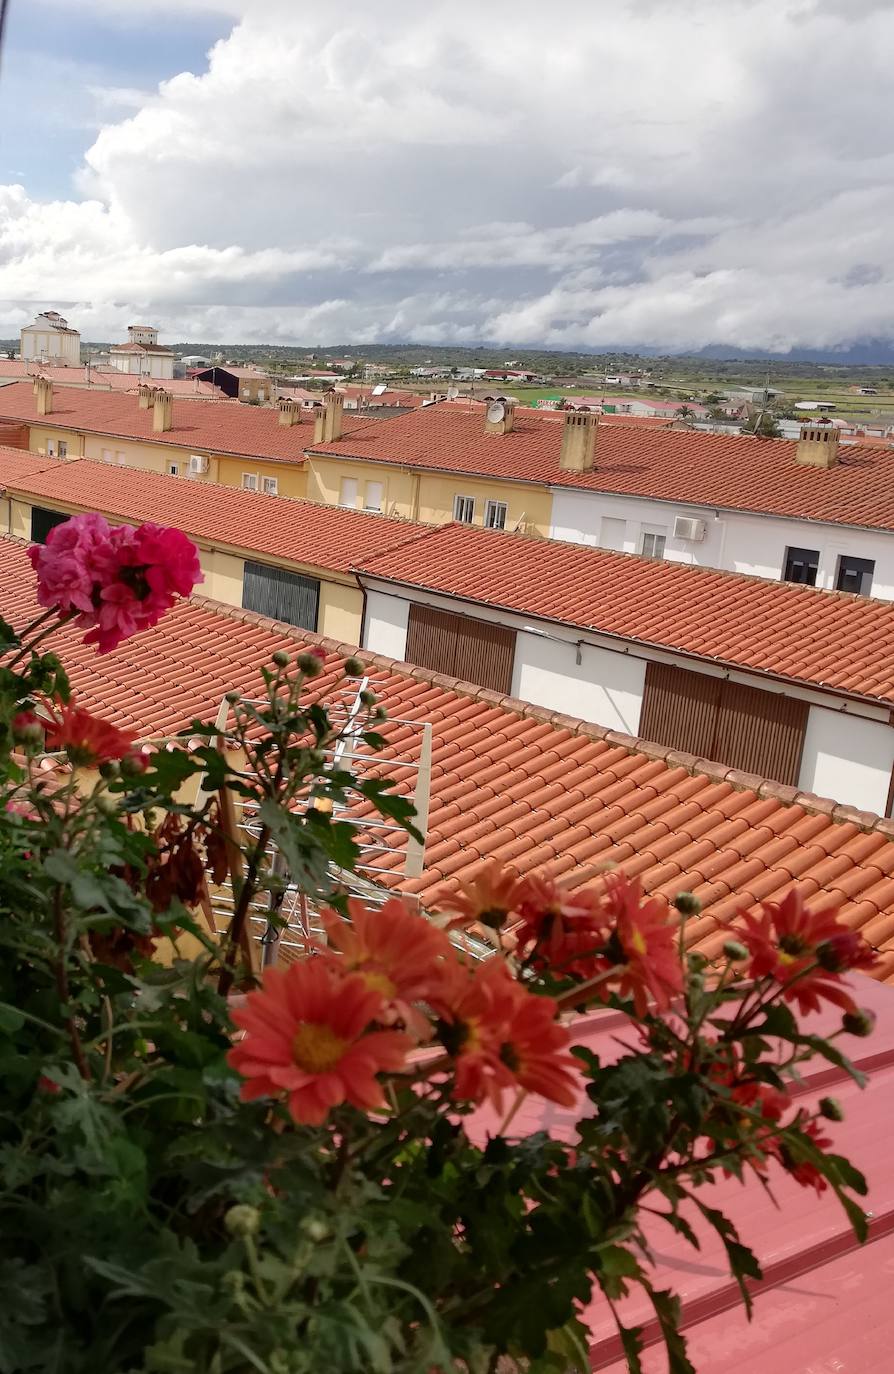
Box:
[5,533,894,979]
[2,457,424,574]
[358,519,894,703]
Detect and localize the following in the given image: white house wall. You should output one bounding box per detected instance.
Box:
[548,489,894,600]
[365,589,410,661]
[799,706,894,816]
[512,631,645,734]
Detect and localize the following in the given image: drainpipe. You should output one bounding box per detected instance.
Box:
[353,570,369,649]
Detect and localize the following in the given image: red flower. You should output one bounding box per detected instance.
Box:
[513,874,606,977]
[734,889,876,1016]
[599,874,684,1017]
[319,897,452,1039]
[227,960,413,1126]
[434,861,523,933]
[28,513,202,654]
[777,1119,833,1194]
[730,1079,791,1123]
[44,699,139,767]
[438,960,580,1113]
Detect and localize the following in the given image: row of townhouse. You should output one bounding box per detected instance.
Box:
[1,379,893,601]
[4,445,894,817]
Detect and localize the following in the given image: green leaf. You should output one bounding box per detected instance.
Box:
[617,1322,645,1374]
[689,1200,761,1319]
[646,1288,695,1374]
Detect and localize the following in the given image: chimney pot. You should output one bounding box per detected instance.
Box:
[152,388,174,433]
[278,398,301,427]
[137,383,154,410]
[559,411,598,471]
[483,396,517,436]
[795,420,840,468]
[314,389,344,444]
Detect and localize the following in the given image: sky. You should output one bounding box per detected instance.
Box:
[0,0,892,353]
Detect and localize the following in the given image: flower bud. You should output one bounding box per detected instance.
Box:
[120,750,147,779]
[11,711,44,748]
[95,793,117,815]
[372,706,388,722]
[224,1204,261,1238]
[297,651,324,678]
[271,650,290,668]
[300,1215,330,1242]
[842,1007,876,1038]
[343,656,364,678]
[359,689,377,707]
[98,760,121,780]
[816,930,866,973]
[225,690,241,705]
[819,1096,845,1122]
[687,951,709,971]
[673,891,701,916]
[723,939,749,962]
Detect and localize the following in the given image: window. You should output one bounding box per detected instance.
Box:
[783,546,819,586]
[364,480,384,512]
[453,494,475,524]
[640,525,667,560]
[257,389,266,402]
[241,387,250,398]
[243,561,320,631]
[57,441,68,458]
[339,477,359,508]
[262,476,278,496]
[241,473,258,492]
[45,440,56,456]
[168,462,180,477]
[484,500,507,530]
[836,555,875,597]
[100,448,113,464]
[600,516,626,551]
[31,506,69,544]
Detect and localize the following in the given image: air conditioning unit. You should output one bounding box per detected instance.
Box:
[673,516,707,542]
[188,454,208,475]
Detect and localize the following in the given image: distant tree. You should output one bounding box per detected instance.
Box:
[705,392,724,405]
[742,411,782,438]
[675,405,696,424]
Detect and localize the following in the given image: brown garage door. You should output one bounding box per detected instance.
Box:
[405,603,515,694]
[639,662,807,785]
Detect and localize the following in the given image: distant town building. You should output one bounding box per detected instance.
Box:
[108,326,175,380]
[194,364,272,403]
[19,311,80,366]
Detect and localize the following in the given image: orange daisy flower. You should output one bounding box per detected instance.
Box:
[44,698,139,768]
[513,873,606,977]
[433,861,523,933]
[600,873,684,1017]
[438,960,580,1113]
[319,897,452,1039]
[227,961,412,1126]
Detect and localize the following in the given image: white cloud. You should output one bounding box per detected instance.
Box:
[1,0,893,350]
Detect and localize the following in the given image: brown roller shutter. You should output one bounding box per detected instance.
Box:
[405,604,459,677]
[405,603,515,694]
[639,661,722,758]
[713,681,807,786]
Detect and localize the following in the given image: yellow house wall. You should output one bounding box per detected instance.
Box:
[199,549,245,605]
[215,453,307,500]
[306,455,552,535]
[7,497,30,539]
[318,580,363,645]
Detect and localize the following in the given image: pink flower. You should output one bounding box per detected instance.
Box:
[28,515,202,653]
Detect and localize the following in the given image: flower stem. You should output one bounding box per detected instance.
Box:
[52,885,90,1081]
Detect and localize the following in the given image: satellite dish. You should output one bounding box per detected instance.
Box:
[371,383,387,396]
[487,400,506,425]
[446,386,459,400]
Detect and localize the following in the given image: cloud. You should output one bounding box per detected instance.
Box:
[1,0,893,350]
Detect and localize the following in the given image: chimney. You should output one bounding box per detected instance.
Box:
[483,396,516,436]
[278,397,302,427]
[796,419,840,469]
[137,383,154,410]
[152,388,173,433]
[313,389,345,444]
[559,411,599,471]
[34,376,53,416]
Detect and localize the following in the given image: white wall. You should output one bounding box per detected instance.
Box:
[512,632,645,733]
[799,706,894,815]
[365,589,410,660]
[549,489,894,600]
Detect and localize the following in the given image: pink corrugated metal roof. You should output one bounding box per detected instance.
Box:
[469,973,894,1372]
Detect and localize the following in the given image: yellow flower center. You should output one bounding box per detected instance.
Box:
[361,969,397,999]
[292,1022,348,1074]
[629,928,648,956]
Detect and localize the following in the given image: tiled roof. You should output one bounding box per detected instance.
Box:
[2,459,424,574]
[0,362,222,396]
[4,533,894,984]
[0,380,362,463]
[308,404,894,530]
[0,446,63,484]
[356,521,894,706]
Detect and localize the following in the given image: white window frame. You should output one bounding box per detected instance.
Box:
[484,499,508,530]
[168,461,180,477]
[46,439,56,456]
[242,472,259,492]
[453,494,475,524]
[363,480,384,512]
[640,526,667,560]
[262,476,278,496]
